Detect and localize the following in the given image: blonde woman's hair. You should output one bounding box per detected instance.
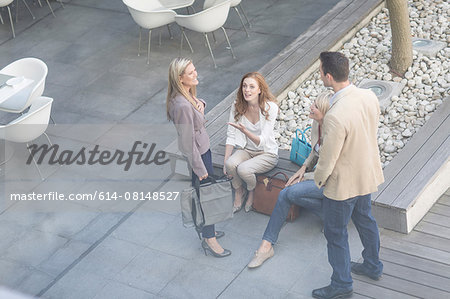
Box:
[314,91,333,116]
[166,57,197,120]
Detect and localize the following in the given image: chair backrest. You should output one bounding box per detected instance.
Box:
[0,57,48,113]
[176,0,231,33]
[159,0,194,10]
[0,0,14,7]
[0,96,53,143]
[122,0,176,29]
[204,0,239,9]
[122,0,164,11]
[229,0,241,7]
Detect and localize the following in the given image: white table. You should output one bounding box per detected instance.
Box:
[0,72,34,105]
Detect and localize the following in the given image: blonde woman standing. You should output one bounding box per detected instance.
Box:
[167,57,230,258]
[224,72,279,213]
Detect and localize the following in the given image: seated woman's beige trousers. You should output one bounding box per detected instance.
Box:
[225,148,278,190]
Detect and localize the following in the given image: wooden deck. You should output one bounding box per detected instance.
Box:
[353,188,450,298]
[372,97,450,233]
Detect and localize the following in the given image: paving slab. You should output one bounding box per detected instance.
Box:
[0,219,29,252]
[38,240,92,277]
[71,212,126,244]
[0,259,35,290]
[93,281,158,299]
[113,247,188,295]
[218,273,289,299]
[33,207,100,238]
[3,229,68,268]
[111,210,177,248]
[14,270,55,298]
[41,267,109,299]
[74,236,144,279]
[158,262,236,299]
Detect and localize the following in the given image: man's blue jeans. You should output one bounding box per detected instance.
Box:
[323,194,383,289]
[263,180,324,244]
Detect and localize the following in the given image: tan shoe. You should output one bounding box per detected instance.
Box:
[233,189,248,214]
[247,247,274,268]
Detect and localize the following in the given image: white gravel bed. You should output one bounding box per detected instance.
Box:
[276,0,449,168]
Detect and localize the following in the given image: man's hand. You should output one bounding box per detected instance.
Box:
[286,166,306,187]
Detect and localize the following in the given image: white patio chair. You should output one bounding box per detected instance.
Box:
[123,0,177,64]
[0,0,15,38]
[33,0,64,18]
[0,58,48,114]
[175,0,236,68]
[0,96,53,180]
[204,0,250,37]
[14,0,36,23]
[160,0,195,13]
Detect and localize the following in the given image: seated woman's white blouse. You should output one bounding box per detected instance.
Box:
[242,116,263,151]
[226,101,279,155]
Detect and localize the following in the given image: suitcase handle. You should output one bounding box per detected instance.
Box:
[262,172,289,192]
[268,172,289,182]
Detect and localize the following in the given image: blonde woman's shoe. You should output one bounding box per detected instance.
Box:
[201,239,231,258]
[247,247,274,268]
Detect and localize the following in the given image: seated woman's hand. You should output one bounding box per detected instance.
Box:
[227,122,246,133]
[199,174,208,181]
[223,165,232,178]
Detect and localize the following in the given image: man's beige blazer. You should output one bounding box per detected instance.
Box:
[314,85,384,200]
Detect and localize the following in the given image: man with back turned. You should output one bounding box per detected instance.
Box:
[312,51,385,299]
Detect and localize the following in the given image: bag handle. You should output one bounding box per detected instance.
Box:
[268,171,289,182]
[191,191,204,239]
[190,176,206,238]
[193,175,216,191]
[261,172,289,191]
[295,126,311,142]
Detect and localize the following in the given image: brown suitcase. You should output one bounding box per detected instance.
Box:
[253,172,300,222]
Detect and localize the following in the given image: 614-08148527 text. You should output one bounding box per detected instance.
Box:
[98,191,179,201]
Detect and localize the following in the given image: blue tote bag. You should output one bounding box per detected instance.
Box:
[289,127,312,166]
